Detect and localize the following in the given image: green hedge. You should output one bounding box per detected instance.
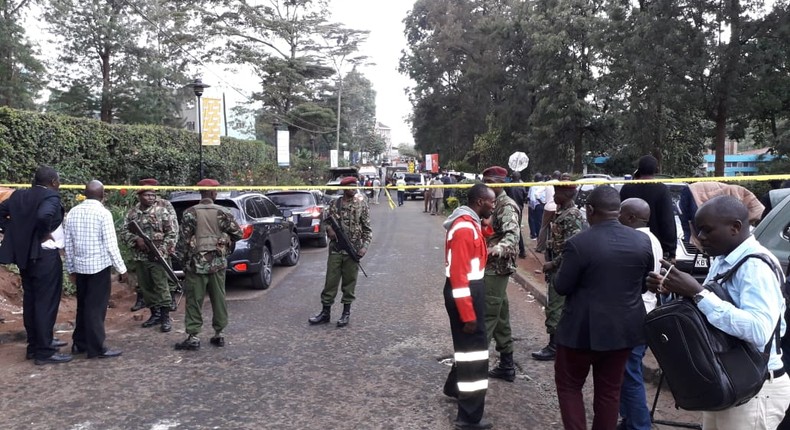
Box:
[0,107,274,186]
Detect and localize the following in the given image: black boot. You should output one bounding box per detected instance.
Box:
[308,306,331,325]
[160,307,172,332]
[141,307,161,328]
[531,334,556,361]
[174,334,200,351]
[336,303,351,327]
[130,291,145,312]
[489,352,516,382]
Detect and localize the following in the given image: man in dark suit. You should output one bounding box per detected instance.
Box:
[553,185,654,430]
[0,165,72,365]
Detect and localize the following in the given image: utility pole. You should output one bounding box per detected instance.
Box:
[335,75,343,153]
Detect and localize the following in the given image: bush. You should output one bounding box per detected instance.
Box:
[0,106,274,187]
[446,196,460,211]
[453,179,482,207]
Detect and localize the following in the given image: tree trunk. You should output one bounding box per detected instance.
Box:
[712,0,741,177]
[100,49,112,123]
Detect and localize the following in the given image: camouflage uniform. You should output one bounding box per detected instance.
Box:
[175,198,243,339]
[319,194,372,306]
[121,198,178,310]
[484,192,520,354]
[544,204,586,334]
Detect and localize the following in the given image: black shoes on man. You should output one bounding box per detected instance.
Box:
[531,335,557,361]
[488,352,516,382]
[210,336,225,347]
[309,304,351,327]
[174,335,200,351]
[308,306,331,325]
[130,291,145,312]
[454,418,493,429]
[141,306,171,332]
[34,353,73,365]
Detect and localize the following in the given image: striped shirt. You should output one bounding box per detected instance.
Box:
[64,199,127,275]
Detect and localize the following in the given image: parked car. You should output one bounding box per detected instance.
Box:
[168,191,300,290]
[266,190,329,247]
[754,193,790,273]
[394,172,427,200]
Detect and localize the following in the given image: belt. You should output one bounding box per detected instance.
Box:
[768,368,786,380]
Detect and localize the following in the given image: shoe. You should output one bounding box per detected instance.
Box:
[51,338,67,348]
[25,352,33,360]
[489,352,516,382]
[519,253,528,259]
[531,341,556,361]
[71,344,86,355]
[160,307,172,333]
[34,353,73,365]
[336,312,350,327]
[210,336,225,347]
[174,335,200,351]
[454,418,493,429]
[141,307,162,328]
[308,306,331,325]
[88,349,122,359]
[130,291,145,312]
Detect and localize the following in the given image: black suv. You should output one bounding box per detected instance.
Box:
[168,191,300,290]
[266,190,328,247]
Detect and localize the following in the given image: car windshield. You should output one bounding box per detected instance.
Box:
[267,193,313,208]
[404,174,422,182]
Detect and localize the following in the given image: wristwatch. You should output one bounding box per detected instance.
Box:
[693,289,712,305]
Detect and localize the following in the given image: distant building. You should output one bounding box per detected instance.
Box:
[375,121,392,163]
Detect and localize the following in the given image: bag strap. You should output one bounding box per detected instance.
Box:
[706,253,785,356]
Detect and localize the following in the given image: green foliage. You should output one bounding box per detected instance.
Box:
[0,107,274,186]
[0,0,46,110]
[446,196,460,211]
[453,179,482,207]
[62,267,76,296]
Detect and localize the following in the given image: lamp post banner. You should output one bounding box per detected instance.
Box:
[330,150,339,168]
[277,129,290,167]
[200,97,222,146]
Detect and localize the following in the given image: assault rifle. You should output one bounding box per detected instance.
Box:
[326,215,368,278]
[128,220,184,307]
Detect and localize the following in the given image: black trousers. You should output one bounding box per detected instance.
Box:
[72,267,111,357]
[20,249,63,359]
[443,279,488,423]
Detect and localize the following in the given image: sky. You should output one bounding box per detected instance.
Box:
[328,0,417,148]
[25,0,417,148]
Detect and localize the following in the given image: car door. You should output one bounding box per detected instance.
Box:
[262,197,291,255]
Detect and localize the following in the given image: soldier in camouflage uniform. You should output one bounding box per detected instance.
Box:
[481,166,521,382]
[531,181,586,361]
[121,178,178,333]
[173,179,242,350]
[308,176,372,328]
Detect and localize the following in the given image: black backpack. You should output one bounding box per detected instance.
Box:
[644,253,785,411]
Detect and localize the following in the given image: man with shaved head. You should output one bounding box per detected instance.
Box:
[64,180,128,359]
[552,186,654,429]
[648,195,789,429]
[617,197,662,430]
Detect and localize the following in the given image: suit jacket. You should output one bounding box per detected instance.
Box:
[0,186,63,270]
[554,219,653,351]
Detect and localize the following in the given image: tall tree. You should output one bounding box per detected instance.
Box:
[45,0,142,122]
[0,0,46,110]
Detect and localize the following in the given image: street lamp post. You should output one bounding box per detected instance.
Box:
[188,78,211,180]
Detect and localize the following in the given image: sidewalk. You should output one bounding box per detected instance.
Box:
[511,238,663,385]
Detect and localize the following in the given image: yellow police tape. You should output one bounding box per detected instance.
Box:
[1,174,790,191]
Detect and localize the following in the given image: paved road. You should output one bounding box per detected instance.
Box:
[0,197,696,429]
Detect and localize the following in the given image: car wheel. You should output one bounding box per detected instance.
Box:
[251,246,273,290]
[281,232,300,266]
[316,229,329,247]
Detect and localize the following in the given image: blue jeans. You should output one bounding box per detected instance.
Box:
[619,344,651,429]
[397,191,404,206]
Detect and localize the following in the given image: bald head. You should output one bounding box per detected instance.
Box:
[619,198,650,228]
[697,195,749,225]
[85,180,104,201]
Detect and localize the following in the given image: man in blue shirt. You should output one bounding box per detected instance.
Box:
[649,195,789,429]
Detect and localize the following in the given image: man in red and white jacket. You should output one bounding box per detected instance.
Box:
[442,183,496,430]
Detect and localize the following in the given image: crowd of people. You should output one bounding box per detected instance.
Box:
[442,158,789,430]
[1,160,788,430]
[0,165,243,363]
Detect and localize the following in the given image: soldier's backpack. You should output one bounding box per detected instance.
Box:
[644,253,785,411]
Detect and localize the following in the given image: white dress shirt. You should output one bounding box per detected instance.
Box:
[64,199,127,275]
[637,226,662,312]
